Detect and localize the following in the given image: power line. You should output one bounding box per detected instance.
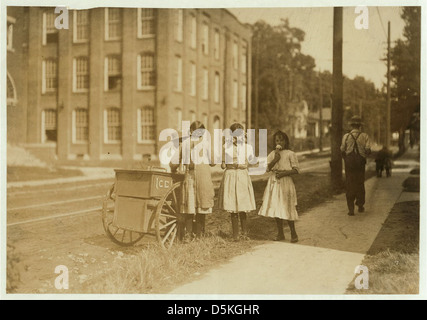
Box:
[376,7,388,40]
[315,58,388,64]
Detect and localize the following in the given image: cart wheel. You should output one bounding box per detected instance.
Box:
[155,182,182,249]
[102,182,145,247]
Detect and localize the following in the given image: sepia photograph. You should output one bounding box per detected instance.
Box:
[1,0,424,301]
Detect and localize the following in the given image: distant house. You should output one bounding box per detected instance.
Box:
[307,107,331,139]
[284,101,331,151]
[268,100,312,152]
[289,100,309,140]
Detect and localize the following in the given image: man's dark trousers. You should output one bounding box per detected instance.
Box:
[345,165,366,213]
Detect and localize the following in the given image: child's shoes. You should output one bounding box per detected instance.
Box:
[273,235,285,241]
[290,236,299,243]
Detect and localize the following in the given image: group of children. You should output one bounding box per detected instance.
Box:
[170,121,299,243]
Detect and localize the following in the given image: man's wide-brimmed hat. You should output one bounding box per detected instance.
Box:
[349,115,363,125]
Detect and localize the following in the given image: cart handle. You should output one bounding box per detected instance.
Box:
[149,166,168,172]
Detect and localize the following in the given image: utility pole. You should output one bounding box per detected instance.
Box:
[386,21,391,148]
[223,31,229,128]
[318,71,323,152]
[254,35,259,130]
[331,7,343,190]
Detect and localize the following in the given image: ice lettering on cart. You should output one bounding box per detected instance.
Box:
[155,177,171,190]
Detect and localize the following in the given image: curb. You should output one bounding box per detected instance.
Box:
[7,174,115,189]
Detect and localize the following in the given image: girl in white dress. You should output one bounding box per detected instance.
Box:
[170,121,215,241]
[258,130,299,243]
[218,123,256,241]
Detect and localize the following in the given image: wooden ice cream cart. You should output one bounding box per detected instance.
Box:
[102,169,184,249]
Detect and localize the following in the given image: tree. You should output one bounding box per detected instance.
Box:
[341,75,385,145]
[390,7,421,152]
[251,15,388,157]
[251,19,316,136]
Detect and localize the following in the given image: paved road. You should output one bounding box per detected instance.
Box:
[7,180,112,226]
[7,179,118,293]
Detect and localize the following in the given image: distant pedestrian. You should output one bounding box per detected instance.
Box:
[341,116,371,216]
[258,130,299,243]
[217,122,256,241]
[375,146,392,178]
[170,121,215,241]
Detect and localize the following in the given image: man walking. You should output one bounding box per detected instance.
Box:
[341,116,371,216]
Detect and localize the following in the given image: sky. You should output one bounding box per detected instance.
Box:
[228,6,405,89]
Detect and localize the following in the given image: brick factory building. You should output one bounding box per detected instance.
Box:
[6,7,252,163]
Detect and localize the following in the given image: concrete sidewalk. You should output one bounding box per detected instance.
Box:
[169,149,419,295]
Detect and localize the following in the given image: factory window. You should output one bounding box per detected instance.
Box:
[105,8,122,41]
[202,22,209,55]
[72,108,89,143]
[73,57,89,92]
[137,107,155,142]
[137,53,155,89]
[232,41,238,70]
[190,14,196,49]
[43,10,58,44]
[137,8,155,38]
[42,109,57,143]
[175,9,183,42]
[241,42,247,74]
[7,18,14,51]
[105,55,121,91]
[42,59,58,93]
[214,29,220,60]
[104,108,121,143]
[214,72,220,103]
[232,80,238,109]
[174,56,182,92]
[241,83,247,111]
[7,73,17,106]
[190,62,196,97]
[73,10,89,43]
[202,67,209,100]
